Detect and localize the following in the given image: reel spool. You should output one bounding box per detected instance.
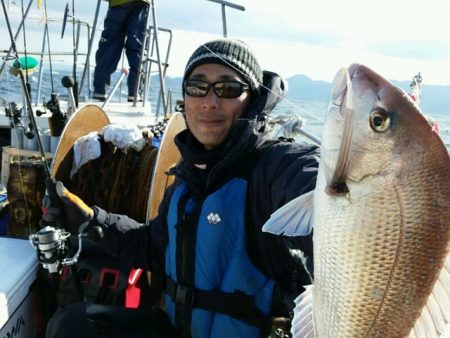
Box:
[29,225,84,274]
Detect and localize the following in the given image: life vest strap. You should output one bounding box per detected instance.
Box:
[166,277,271,335]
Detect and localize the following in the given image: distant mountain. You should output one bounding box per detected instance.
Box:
[285,74,330,102]
[163,74,450,114]
[286,74,450,114]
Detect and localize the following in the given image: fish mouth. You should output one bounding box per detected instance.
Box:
[326,67,356,196]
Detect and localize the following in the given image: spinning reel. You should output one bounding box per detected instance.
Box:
[29,224,87,274]
[4,101,34,138]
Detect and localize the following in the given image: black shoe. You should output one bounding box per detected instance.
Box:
[93,93,106,101]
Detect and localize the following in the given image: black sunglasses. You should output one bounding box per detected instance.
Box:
[184,79,249,98]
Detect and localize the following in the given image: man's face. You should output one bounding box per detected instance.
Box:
[184,63,252,150]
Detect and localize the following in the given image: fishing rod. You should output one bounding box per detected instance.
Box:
[19,0,31,99]
[71,0,79,107]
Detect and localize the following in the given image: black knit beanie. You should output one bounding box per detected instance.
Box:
[183,38,263,95]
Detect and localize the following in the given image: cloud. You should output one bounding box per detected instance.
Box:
[2,0,450,85]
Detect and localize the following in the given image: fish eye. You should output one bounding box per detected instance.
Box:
[369,108,390,132]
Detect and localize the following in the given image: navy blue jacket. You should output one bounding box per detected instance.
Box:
[92,71,320,316]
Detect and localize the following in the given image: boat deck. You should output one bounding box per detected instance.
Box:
[1,100,161,129]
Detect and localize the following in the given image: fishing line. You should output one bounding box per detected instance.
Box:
[199,42,323,123]
[10,120,34,234]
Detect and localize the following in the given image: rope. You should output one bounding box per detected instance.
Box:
[69,137,158,224]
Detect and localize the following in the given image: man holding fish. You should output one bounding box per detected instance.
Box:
[44,37,450,337]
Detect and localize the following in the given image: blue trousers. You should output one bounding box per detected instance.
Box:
[93,4,148,97]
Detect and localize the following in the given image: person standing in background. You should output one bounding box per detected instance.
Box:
[93,0,150,102]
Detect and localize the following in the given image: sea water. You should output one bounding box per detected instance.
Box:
[0,68,449,151]
[273,97,450,152]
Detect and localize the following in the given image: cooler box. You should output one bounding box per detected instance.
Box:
[0,237,40,337]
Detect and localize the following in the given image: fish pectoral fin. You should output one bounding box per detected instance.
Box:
[291,285,315,338]
[409,252,450,338]
[262,190,314,236]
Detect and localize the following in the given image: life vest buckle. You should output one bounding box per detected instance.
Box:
[174,283,195,308]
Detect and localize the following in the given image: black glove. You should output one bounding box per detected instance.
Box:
[41,181,94,233]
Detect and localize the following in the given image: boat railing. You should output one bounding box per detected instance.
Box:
[35,17,95,107]
[126,0,173,118]
[268,114,321,145]
[0,0,172,118]
[138,25,173,117]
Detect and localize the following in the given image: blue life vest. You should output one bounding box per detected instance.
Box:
[164,178,275,338]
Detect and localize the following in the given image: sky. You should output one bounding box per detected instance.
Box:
[1,0,450,86]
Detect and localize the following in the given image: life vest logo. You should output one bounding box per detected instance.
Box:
[2,316,26,338]
[207,212,221,224]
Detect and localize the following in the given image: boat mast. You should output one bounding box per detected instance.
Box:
[206,0,245,37]
[410,72,422,107]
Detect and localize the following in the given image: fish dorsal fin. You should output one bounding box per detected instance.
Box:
[408,252,450,338]
[291,285,315,338]
[262,190,314,236]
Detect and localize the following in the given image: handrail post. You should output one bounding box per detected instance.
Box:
[78,0,102,97]
[206,0,245,37]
